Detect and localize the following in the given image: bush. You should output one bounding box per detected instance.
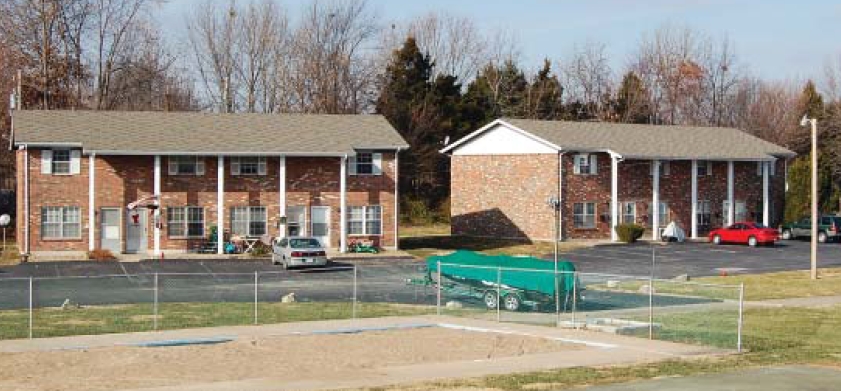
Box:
[87,249,117,261]
[249,243,270,257]
[403,197,433,225]
[615,223,645,243]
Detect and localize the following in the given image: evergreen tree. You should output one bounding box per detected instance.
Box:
[800,80,825,120]
[526,59,564,120]
[615,71,651,124]
[784,153,840,222]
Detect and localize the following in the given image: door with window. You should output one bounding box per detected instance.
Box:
[310,206,330,247]
[723,201,747,224]
[100,208,121,253]
[126,208,148,254]
[286,206,306,237]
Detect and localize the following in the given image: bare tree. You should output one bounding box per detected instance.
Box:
[187,0,238,113]
[234,0,287,113]
[561,41,613,119]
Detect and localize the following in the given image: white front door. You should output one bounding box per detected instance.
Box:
[310,206,330,247]
[126,208,148,254]
[100,208,121,253]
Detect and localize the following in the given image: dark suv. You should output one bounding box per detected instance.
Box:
[780,215,841,243]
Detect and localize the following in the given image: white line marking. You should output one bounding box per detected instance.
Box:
[436,323,618,349]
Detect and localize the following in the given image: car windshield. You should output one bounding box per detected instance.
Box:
[289,238,322,249]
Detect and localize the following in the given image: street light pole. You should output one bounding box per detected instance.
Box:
[801,115,819,280]
[547,196,561,325]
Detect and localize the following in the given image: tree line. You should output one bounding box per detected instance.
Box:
[1,0,840,222]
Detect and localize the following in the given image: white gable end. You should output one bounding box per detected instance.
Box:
[451,124,558,155]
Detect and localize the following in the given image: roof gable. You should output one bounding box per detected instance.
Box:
[449,122,558,155]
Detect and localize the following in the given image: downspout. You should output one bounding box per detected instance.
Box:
[558,151,565,241]
[394,147,401,250]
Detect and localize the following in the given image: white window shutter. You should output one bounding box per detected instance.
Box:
[348,156,357,175]
[707,161,713,176]
[231,157,240,175]
[589,154,598,175]
[770,161,776,176]
[663,161,670,176]
[372,153,383,175]
[257,157,267,175]
[168,157,178,175]
[650,161,655,176]
[573,155,582,175]
[41,150,53,174]
[70,150,81,174]
[195,157,205,176]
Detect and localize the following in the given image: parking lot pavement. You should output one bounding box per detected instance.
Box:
[562,239,841,278]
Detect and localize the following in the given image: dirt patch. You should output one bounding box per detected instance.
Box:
[0,327,580,391]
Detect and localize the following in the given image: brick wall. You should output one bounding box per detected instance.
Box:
[18,151,398,255]
[451,152,788,241]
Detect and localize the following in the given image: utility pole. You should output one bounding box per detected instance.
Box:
[800,115,819,280]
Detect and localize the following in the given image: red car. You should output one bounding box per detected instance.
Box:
[709,222,779,247]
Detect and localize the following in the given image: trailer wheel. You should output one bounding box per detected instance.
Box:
[483,291,499,309]
[503,294,521,312]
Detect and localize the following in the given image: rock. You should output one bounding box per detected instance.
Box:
[672,274,690,282]
[61,298,72,310]
[445,301,463,309]
[280,293,296,303]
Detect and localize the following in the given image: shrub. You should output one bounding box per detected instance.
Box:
[403,197,433,225]
[249,243,270,257]
[615,223,645,243]
[87,249,117,261]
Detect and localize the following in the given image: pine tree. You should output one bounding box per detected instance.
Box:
[615,71,651,124]
[800,80,825,120]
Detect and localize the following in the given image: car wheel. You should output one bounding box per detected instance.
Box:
[713,235,722,245]
[483,291,499,310]
[818,231,828,243]
[748,236,757,247]
[781,229,792,240]
[503,294,521,312]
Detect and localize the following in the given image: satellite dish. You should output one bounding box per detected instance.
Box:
[0,214,10,227]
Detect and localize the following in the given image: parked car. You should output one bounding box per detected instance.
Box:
[780,215,841,243]
[271,237,329,269]
[709,222,779,247]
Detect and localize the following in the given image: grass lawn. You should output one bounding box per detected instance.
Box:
[0,302,435,340]
[400,224,587,259]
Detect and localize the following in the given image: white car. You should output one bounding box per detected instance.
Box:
[272,237,329,269]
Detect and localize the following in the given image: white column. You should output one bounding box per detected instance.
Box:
[610,155,619,242]
[88,153,96,251]
[393,150,399,250]
[153,155,161,256]
[691,160,698,239]
[339,156,347,253]
[651,160,660,240]
[217,156,224,255]
[727,160,735,226]
[279,155,286,237]
[762,161,770,226]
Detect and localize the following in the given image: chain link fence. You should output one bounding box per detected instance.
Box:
[0,263,743,351]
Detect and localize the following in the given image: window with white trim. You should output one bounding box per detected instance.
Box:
[657,202,670,227]
[573,154,597,175]
[230,206,267,236]
[41,206,81,239]
[52,150,72,174]
[231,156,267,175]
[167,207,204,238]
[286,206,306,236]
[347,205,382,235]
[168,156,205,176]
[573,202,596,229]
[696,161,712,176]
[622,202,637,224]
[349,152,382,176]
[696,200,711,230]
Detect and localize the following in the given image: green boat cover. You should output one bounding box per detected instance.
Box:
[427,250,577,297]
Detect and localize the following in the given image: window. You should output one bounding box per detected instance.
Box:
[168,156,205,176]
[286,206,306,236]
[650,161,671,176]
[573,154,597,175]
[231,156,267,175]
[167,207,204,238]
[231,206,267,237]
[349,152,382,176]
[573,202,596,229]
[347,205,382,235]
[697,200,711,230]
[622,202,636,224]
[722,200,747,223]
[696,161,713,176]
[41,206,81,239]
[657,202,670,227]
[52,150,71,174]
[756,161,776,177]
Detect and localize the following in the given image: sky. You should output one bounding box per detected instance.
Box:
[156,0,841,83]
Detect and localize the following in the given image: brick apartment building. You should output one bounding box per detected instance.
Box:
[12,111,408,259]
[442,119,796,242]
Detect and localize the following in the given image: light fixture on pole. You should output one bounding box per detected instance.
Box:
[799,114,819,280]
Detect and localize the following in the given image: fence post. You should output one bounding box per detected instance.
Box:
[496,266,501,323]
[352,265,358,320]
[153,273,158,331]
[28,276,33,339]
[253,271,259,325]
[436,261,442,316]
[648,276,654,340]
[737,282,745,353]
[571,272,577,328]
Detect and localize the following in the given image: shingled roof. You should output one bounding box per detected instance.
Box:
[443,118,795,160]
[13,110,409,155]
